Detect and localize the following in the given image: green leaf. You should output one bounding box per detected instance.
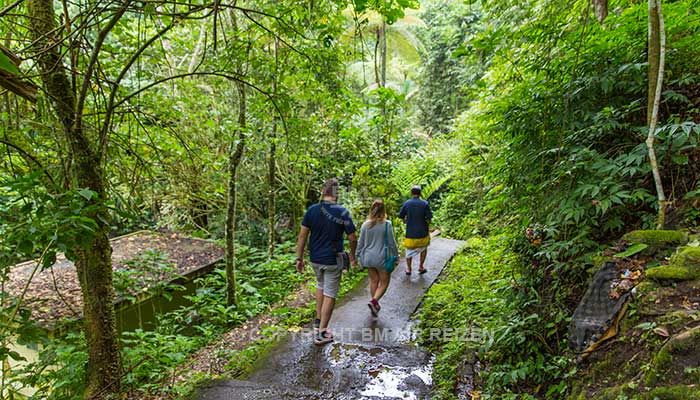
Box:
[78,188,95,201]
[8,351,26,362]
[42,251,57,270]
[614,243,648,258]
[0,51,20,76]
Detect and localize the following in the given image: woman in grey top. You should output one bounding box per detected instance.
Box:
[356,199,399,316]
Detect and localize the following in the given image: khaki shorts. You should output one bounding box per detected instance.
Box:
[312,262,342,299]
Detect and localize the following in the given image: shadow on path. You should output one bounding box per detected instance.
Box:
[195,237,466,400]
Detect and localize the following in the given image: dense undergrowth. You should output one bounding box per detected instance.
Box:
[419,234,575,399]
[417,0,700,398]
[13,242,366,399]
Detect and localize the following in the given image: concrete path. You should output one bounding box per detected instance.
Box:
[195,237,465,400]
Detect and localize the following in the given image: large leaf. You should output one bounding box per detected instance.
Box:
[0,51,20,76]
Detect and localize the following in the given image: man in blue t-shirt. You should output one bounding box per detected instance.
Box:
[295,178,357,345]
[399,185,433,275]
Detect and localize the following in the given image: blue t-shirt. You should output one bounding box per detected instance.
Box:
[399,197,432,239]
[302,201,356,265]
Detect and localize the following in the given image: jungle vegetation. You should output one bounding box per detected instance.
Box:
[1,0,699,398]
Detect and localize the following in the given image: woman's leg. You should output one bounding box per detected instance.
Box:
[373,269,391,301]
[368,267,379,298]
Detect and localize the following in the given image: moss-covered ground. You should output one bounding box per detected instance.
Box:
[567,234,700,399]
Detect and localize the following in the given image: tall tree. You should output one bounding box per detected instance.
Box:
[26,0,122,396]
[646,0,667,228]
[225,81,247,306]
[267,36,279,259]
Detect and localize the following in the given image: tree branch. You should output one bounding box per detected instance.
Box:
[75,0,130,142]
[0,0,23,18]
[0,138,57,185]
[98,22,176,157]
[113,71,288,134]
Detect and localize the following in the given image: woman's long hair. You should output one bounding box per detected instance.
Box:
[367,199,387,228]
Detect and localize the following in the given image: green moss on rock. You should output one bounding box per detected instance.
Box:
[646,265,699,282]
[645,326,700,385]
[566,385,588,400]
[623,230,689,249]
[590,385,627,400]
[635,280,659,295]
[642,386,700,400]
[670,246,700,269]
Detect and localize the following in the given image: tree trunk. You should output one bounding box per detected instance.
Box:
[646,0,667,229]
[225,82,246,306]
[267,123,277,259]
[381,20,387,89]
[267,37,279,259]
[27,0,121,396]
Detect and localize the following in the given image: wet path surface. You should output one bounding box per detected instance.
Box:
[196,237,465,400]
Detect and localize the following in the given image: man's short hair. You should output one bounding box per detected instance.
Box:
[411,185,422,196]
[322,178,340,198]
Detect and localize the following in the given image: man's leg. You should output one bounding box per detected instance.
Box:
[312,263,325,328]
[315,288,324,320]
[319,296,336,330]
[406,255,413,272]
[419,248,428,271]
[319,264,342,331]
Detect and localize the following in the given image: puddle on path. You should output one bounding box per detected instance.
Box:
[359,362,433,400]
[325,342,434,399]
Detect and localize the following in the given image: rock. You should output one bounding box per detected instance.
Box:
[643,385,700,400]
[646,265,699,282]
[584,384,700,399]
[622,230,689,250]
[590,385,626,400]
[670,246,700,269]
[645,326,700,385]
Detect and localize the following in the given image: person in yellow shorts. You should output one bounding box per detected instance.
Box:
[399,185,433,275]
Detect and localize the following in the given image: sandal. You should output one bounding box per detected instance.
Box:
[314,330,334,346]
[418,268,427,275]
[405,269,412,275]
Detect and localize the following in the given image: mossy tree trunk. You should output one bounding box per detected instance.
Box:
[646,0,667,229]
[225,82,247,306]
[26,0,121,397]
[267,37,279,259]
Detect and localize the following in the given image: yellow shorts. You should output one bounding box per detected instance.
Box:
[404,236,430,249]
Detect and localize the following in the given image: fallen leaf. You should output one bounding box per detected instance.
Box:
[653,327,670,337]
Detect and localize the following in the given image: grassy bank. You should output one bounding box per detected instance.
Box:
[419,234,574,399]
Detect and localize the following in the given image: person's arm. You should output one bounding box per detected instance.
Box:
[355,225,366,260]
[425,202,433,224]
[295,225,310,273]
[343,212,358,265]
[399,203,407,223]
